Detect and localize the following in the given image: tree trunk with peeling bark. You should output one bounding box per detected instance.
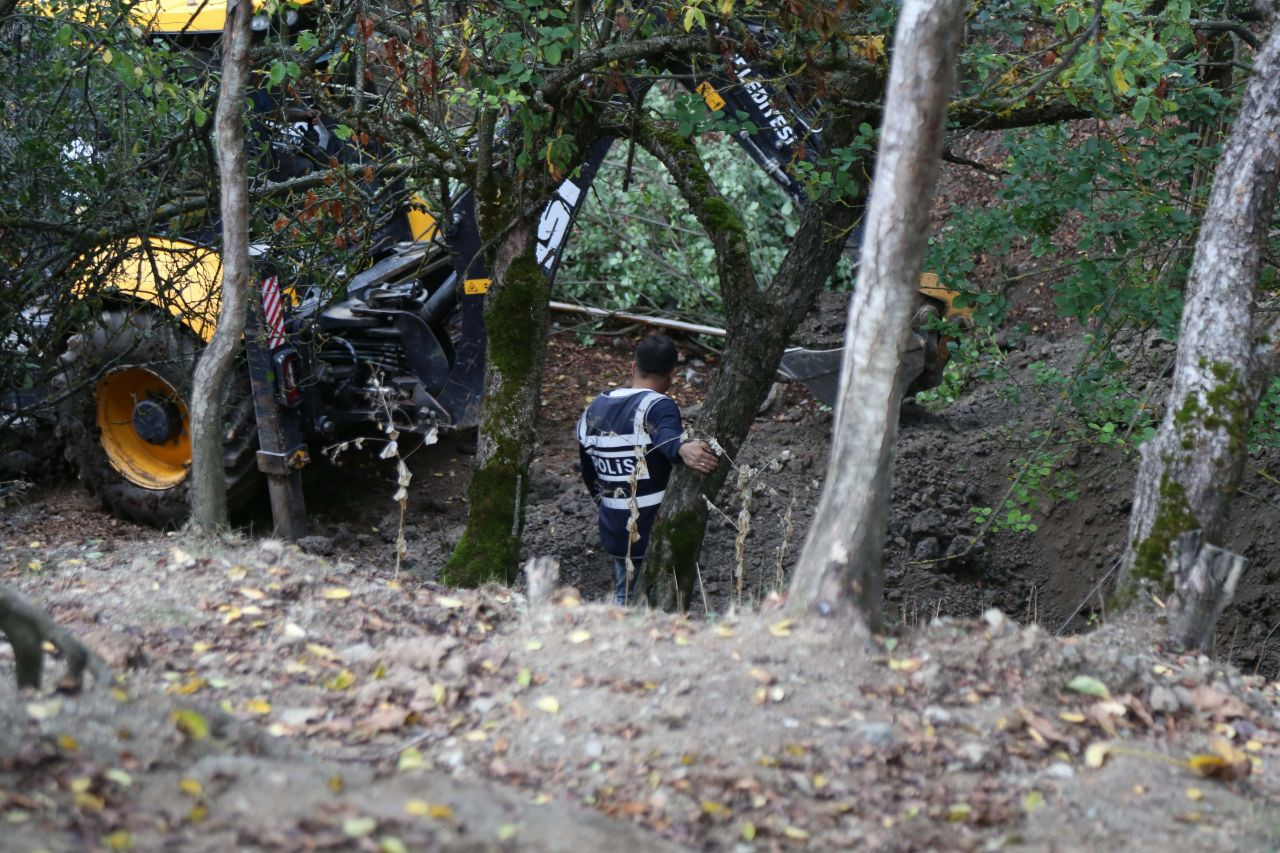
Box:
[786,0,965,631]
[1116,22,1280,619]
[188,0,252,533]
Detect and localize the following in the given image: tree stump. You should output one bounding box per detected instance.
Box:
[1165,530,1246,652]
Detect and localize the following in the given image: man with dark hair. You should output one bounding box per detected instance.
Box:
[577,334,719,604]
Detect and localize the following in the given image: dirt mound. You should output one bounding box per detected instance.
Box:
[0,537,1277,850]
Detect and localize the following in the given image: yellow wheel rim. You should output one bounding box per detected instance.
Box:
[94,367,192,490]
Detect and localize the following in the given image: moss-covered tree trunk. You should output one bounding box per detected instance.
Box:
[1116,26,1280,601]
[786,0,963,630]
[630,124,863,609]
[441,214,551,586]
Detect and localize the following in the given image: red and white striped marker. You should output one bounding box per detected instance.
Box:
[260,275,287,350]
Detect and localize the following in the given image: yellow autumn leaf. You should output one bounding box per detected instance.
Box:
[239,587,266,600]
[171,677,207,696]
[379,836,409,853]
[75,792,105,813]
[172,709,209,740]
[568,629,591,644]
[783,826,811,839]
[714,625,735,638]
[768,619,794,638]
[406,800,454,819]
[58,735,79,752]
[245,698,272,715]
[701,799,731,817]
[525,640,543,651]
[535,695,561,715]
[178,778,204,797]
[947,803,971,822]
[227,566,247,581]
[1084,741,1110,769]
[306,643,338,660]
[398,748,427,772]
[1186,787,1203,801]
[1112,66,1130,95]
[436,596,463,608]
[192,641,211,653]
[888,657,922,671]
[320,587,352,600]
[104,769,132,787]
[329,775,344,793]
[343,817,377,838]
[1058,711,1087,724]
[103,831,132,850]
[325,669,356,691]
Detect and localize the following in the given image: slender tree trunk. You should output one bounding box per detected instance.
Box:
[441,216,551,586]
[188,0,252,533]
[625,122,866,608]
[787,0,964,630]
[642,200,860,609]
[1116,23,1280,603]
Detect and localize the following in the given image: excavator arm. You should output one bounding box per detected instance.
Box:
[430,21,962,423]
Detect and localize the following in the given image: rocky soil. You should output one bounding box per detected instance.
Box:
[0,531,1278,851]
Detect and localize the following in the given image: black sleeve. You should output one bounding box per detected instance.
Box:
[647,397,686,464]
[579,444,602,500]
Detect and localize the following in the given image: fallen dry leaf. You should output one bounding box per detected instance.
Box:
[320,587,352,600]
[768,619,794,638]
[1187,738,1251,781]
[1191,686,1251,720]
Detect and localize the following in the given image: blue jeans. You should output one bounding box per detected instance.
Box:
[612,556,641,605]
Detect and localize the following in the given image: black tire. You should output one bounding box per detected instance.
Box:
[55,307,260,527]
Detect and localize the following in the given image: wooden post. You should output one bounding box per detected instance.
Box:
[244,284,310,540]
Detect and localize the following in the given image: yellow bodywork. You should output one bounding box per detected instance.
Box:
[917,271,974,325]
[86,237,223,342]
[131,0,314,35]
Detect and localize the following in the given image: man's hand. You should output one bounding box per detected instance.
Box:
[679,439,719,476]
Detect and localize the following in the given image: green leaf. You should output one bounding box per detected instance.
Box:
[1132,95,1151,123]
[1066,675,1111,699]
[544,43,561,66]
[296,30,318,52]
[334,124,354,141]
[269,60,286,88]
[55,24,73,47]
[193,106,208,128]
